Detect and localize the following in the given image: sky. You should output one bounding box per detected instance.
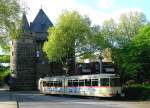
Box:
[19,0,150,25]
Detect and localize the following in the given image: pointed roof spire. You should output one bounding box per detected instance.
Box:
[30,9,53,32]
[41,4,43,9]
[22,12,30,32]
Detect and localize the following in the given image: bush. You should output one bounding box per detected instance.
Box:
[124,84,150,100]
[0,68,10,85]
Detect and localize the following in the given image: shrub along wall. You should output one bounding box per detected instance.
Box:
[124,84,150,100]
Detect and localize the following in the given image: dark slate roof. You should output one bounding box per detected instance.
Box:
[30,9,53,33]
[22,12,30,32]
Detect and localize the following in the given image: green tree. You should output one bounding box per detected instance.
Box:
[117,11,146,46]
[0,55,10,63]
[120,25,150,82]
[100,11,146,48]
[92,11,147,82]
[43,11,92,74]
[0,0,20,52]
[0,0,20,83]
[77,25,108,61]
[101,18,118,47]
[113,12,147,82]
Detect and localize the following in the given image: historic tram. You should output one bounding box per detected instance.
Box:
[38,74,122,97]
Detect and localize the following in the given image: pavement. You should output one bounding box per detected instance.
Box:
[135,101,150,108]
[0,102,17,108]
[0,86,17,108]
[0,86,150,108]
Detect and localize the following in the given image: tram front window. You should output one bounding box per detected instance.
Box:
[43,81,46,87]
[100,78,109,86]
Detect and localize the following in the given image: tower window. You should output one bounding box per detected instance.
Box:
[42,61,45,64]
[36,51,40,57]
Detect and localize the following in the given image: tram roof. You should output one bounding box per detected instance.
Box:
[67,74,119,80]
[40,74,119,81]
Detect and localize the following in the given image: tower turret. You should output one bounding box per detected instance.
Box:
[30,9,54,80]
[10,13,36,90]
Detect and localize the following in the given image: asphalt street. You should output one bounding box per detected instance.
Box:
[0,88,149,108]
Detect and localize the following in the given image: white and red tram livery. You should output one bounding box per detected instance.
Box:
[38,74,122,97]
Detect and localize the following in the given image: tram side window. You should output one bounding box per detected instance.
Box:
[58,81,62,87]
[92,79,98,86]
[46,81,52,86]
[49,82,53,86]
[79,80,84,86]
[54,81,62,87]
[73,80,78,86]
[85,79,91,86]
[100,78,109,86]
[68,80,72,87]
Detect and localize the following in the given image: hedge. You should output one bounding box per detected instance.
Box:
[123,84,150,100]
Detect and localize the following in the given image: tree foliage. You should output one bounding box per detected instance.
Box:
[43,11,92,63]
[0,66,10,83]
[0,0,20,52]
[43,10,149,83]
[100,11,146,48]
[0,0,20,82]
[117,11,146,45]
[43,11,96,74]
[0,55,10,63]
[120,25,150,82]
[92,11,148,82]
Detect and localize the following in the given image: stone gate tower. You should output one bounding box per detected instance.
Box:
[10,9,53,90]
[10,13,36,90]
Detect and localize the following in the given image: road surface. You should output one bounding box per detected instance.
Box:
[0,89,149,108]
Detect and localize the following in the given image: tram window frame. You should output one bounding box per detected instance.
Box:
[92,79,98,86]
[40,82,43,87]
[85,79,91,86]
[73,80,79,87]
[100,78,109,86]
[79,80,84,86]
